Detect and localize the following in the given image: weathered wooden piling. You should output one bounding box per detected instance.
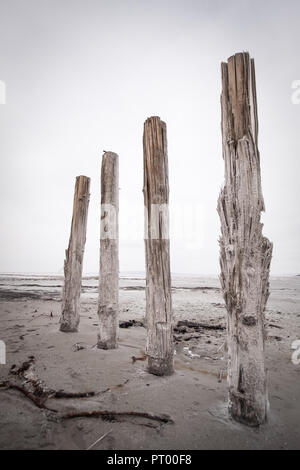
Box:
[97,151,119,349]
[60,175,90,332]
[217,52,273,426]
[143,116,174,376]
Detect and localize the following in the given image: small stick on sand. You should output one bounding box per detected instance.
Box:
[86,429,112,450]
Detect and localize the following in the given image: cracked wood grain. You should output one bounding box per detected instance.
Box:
[217,52,273,426]
[60,176,90,332]
[97,152,119,349]
[143,117,174,376]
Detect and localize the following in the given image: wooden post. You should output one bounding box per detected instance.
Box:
[97,151,119,349]
[60,175,90,332]
[217,52,273,426]
[143,116,174,376]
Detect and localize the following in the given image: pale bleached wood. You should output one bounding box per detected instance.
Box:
[143,116,174,376]
[217,52,273,426]
[97,152,119,349]
[60,176,90,332]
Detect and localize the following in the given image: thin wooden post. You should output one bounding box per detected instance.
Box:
[60,175,90,332]
[97,151,119,349]
[217,52,273,426]
[143,116,174,376]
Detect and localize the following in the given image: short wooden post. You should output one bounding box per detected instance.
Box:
[60,175,90,332]
[217,52,273,426]
[97,151,119,349]
[143,116,174,376]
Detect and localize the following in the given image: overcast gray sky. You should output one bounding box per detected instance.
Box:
[0,0,299,275]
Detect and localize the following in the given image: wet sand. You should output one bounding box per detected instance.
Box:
[0,274,299,450]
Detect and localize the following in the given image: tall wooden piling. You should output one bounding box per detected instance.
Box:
[217,52,273,426]
[143,116,174,376]
[60,175,90,332]
[97,152,119,349]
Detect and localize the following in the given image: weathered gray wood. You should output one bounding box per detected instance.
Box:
[97,151,119,349]
[217,52,273,426]
[60,175,90,332]
[143,116,174,376]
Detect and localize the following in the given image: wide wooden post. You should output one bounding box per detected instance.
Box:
[217,52,273,426]
[97,151,119,349]
[143,116,174,376]
[60,175,90,332]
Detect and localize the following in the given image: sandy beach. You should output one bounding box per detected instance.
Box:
[0,273,299,450]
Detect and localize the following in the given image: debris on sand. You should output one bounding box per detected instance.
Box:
[176,320,225,331]
[0,359,174,427]
[119,320,144,328]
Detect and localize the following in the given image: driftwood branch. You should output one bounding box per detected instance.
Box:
[53,390,109,399]
[1,360,108,407]
[1,361,174,427]
[176,320,225,331]
[0,381,173,425]
[173,334,202,342]
[0,381,56,411]
[61,410,174,424]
